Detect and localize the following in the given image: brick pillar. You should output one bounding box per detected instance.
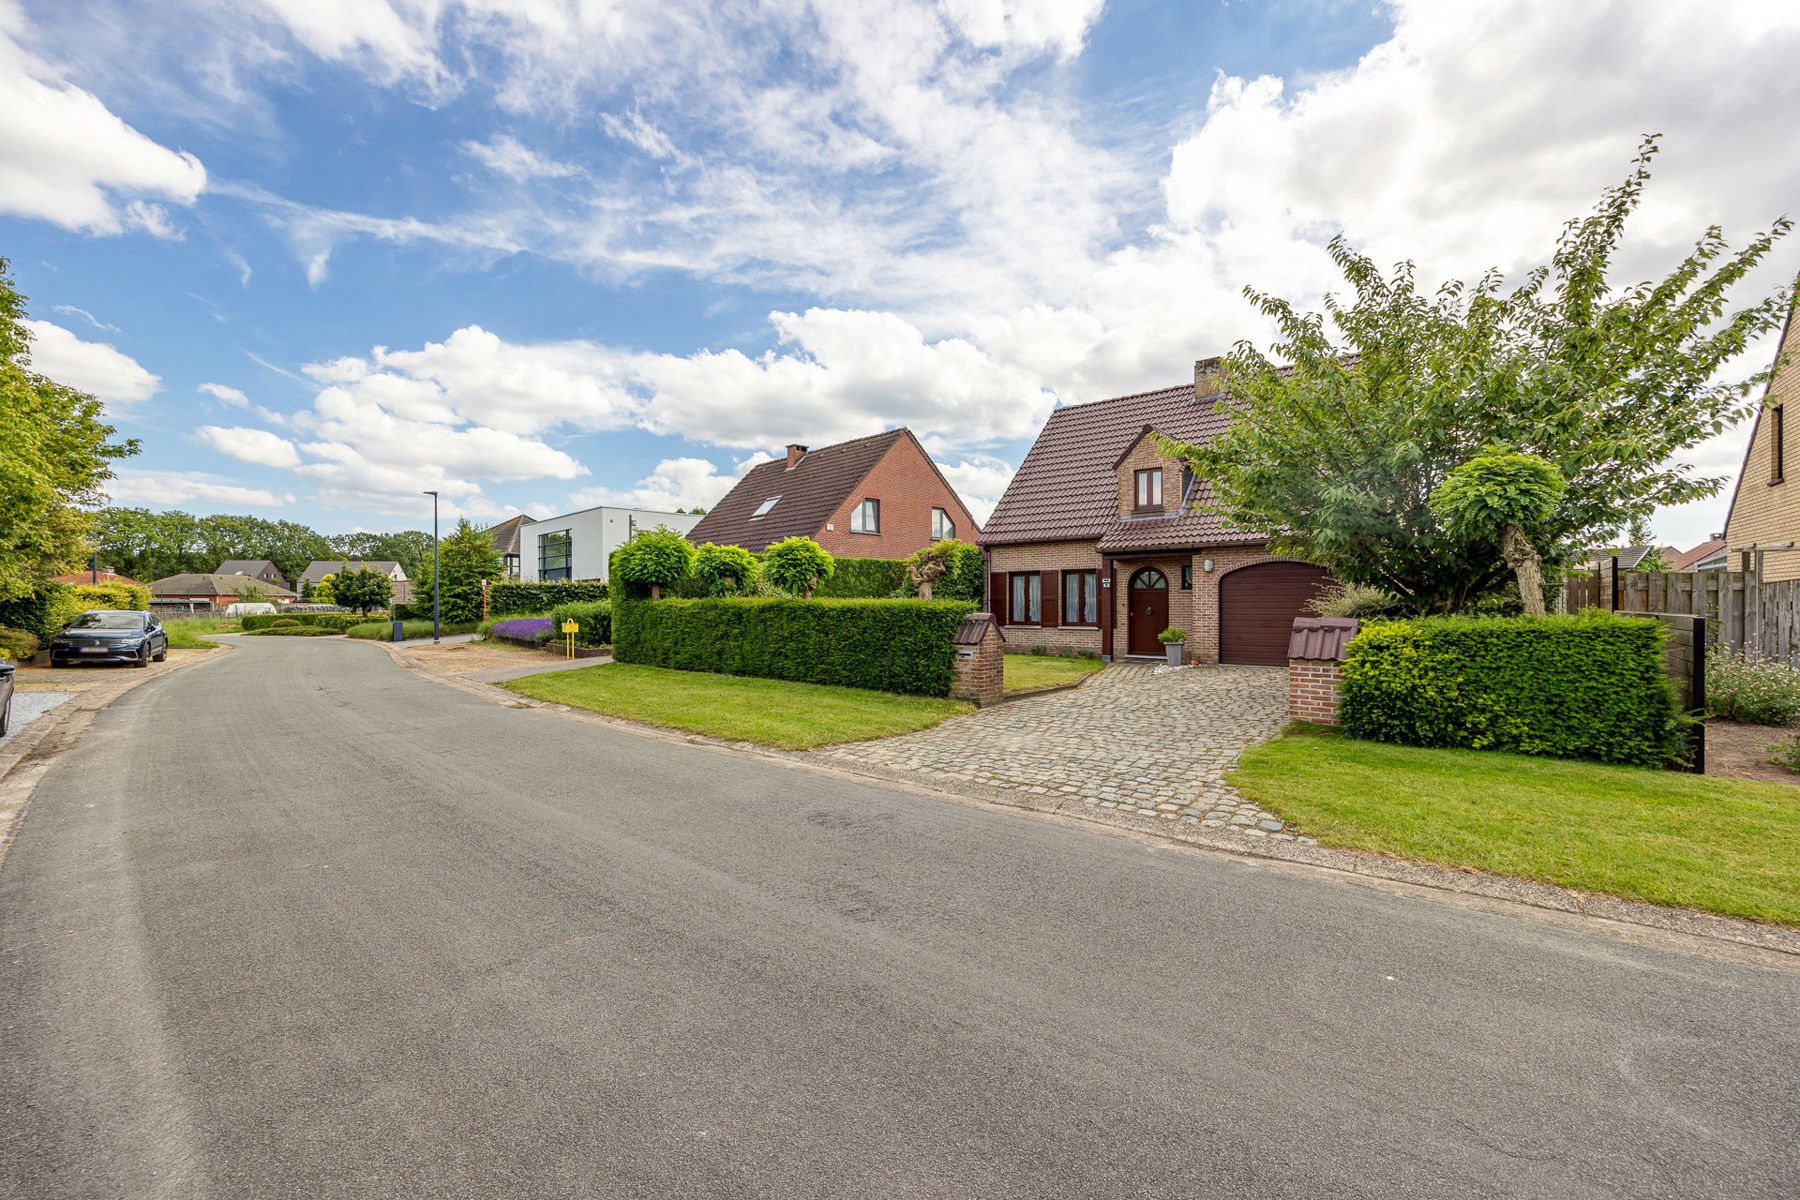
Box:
[1286,616,1357,725]
[951,613,1006,706]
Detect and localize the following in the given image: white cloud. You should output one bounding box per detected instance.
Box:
[461,132,580,179]
[105,469,287,509]
[564,454,771,513]
[50,304,118,332]
[23,319,160,405]
[940,0,1105,58]
[195,424,302,469]
[933,453,1016,525]
[199,382,250,407]
[0,3,205,234]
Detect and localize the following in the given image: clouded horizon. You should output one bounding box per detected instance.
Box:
[3,0,1797,545]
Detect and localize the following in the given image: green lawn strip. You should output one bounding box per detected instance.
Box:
[1003,654,1105,692]
[503,663,971,750]
[1229,724,1800,925]
[346,619,480,640]
[161,618,240,649]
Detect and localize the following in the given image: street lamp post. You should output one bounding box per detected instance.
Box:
[423,490,440,644]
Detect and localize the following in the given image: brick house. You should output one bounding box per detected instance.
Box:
[687,429,979,556]
[980,359,1331,665]
[148,572,297,611]
[1723,287,1800,580]
[297,560,413,603]
[216,559,291,590]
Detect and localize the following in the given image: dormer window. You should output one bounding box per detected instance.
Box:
[1134,468,1162,511]
[752,496,781,519]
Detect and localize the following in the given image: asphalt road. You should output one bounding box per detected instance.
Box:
[2,638,1796,1199]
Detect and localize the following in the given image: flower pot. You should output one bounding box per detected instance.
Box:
[1165,642,1185,667]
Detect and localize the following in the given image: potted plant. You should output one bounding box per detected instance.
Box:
[1157,627,1188,667]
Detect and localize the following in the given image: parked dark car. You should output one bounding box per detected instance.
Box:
[0,658,13,736]
[49,610,168,669]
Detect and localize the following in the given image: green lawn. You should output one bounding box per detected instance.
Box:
[503,663,971,750]
[1003,653,1105,692]
[161,617,240,648]
[1230,724,1800,925]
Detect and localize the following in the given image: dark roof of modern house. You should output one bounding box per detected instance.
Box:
[148,573,297,597]
[980,383,1262,549]
[298,560,404,585]
[485,514,533,557]
[216,559,285,579]
[687,429,910,553]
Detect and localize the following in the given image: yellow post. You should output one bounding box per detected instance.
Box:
[561,618,579,659]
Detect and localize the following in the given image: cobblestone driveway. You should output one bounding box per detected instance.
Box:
[825,663,1306,837]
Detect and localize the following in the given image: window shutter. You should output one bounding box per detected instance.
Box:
[990,572,1007,623]
[1040,570,1060,627]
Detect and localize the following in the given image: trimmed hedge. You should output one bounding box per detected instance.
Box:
[0,627,40,660]
[814,556,909,599]
[0,581,152,642]
[345,619,480,640]
[1339,612,1683,766]
[245,625,341,637]
[489,580,608,616]
[613,597,975,696]
[550,600,611,647]
[240,612,372,632]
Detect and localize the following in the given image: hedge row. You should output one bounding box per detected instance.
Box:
[550,600,611,647]
[613,597,975,696]
[813,556,910,599]
[244,625,342,637]
[489,579,608,616]
[240,612,373,632]
[1339,612,1683,766]
[345,619,481,640]
[0,581,153,642]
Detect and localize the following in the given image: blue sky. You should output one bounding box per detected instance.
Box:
[2,0,1796,544]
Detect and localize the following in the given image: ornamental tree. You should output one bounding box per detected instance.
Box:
[1159,139,1795,614]
[762,536,834,598]
[611,528,696,598]
[692,542,758,596]
[1429,450,1565,616]
[415,519,505,622]
[312,573,336,604]
[332,566,393,616]
[906,539,983,602]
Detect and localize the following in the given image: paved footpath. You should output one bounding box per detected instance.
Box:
[2,636,1796,1199]
[828,663,1299,832]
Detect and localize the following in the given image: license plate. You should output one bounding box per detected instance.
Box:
[80,647,109,654]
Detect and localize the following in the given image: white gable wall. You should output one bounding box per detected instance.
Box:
[519,507,703,583]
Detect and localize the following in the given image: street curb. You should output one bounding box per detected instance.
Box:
[391,647,1800,963]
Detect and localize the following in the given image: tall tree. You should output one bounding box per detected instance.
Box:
[1161,139,1795,613]
[332,567,393,616]
[0,259,139,601]
[414,519,503,622]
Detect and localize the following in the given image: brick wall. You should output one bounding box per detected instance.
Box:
[1113,433,1181,517]
[1287,659,1344,724]
[950,619,1005,706]
[986,541,1107,653]
[1181,547,1294,664]
[1725,301,1800,581]
[814,435,981,560]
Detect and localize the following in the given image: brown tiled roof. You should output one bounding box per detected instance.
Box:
[485,514,532,557]
[1669,538,1727,572]
[148,573,297,598]
[50,571,143,587]
[981,383,1262,549]
[687,429,908,553]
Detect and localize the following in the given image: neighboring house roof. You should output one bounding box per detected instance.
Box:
[50,571,143,587]
[982,383,1261,549]
[1582,546,1654,571]
[485,515,532,558]
[216,559,286,580]
[1669,538,1728,572]
[298,560,406,585]
[148,573,297,597]
[687,429,909,552]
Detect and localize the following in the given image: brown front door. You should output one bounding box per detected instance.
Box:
[1220,561,1332,664]
[1127,568,1169,656]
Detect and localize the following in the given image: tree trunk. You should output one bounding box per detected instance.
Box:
[918,580,933,601]
[1501,525,1547,617]
[650,583,662,599]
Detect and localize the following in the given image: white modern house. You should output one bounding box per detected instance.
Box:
[517,505,704,583]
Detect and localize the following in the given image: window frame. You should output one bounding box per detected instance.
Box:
[538,529,573,582]
[1134,468,1163,511]
[1773,405,1786,485]
[1009,571,1041,625]
[1180,564,1192,590]
[751,495,782,519]
[931,506,955,540]
[851,497,881,534]
[1062,569,1099,626]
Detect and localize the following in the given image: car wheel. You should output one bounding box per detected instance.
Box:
[1,697,10,736]
[154,643,167,662]
[135,645,150,669]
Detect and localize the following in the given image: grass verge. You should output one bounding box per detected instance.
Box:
[161,617,240,648]
[503,662,971,750]
[347,619,480,640]
[1004,653,1105,692]
[1230,723,1800,925]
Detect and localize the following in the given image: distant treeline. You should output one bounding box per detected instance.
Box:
[90,507,436,586]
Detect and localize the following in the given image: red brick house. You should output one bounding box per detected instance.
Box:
[980,359,1330,665]
[687,429,979,556]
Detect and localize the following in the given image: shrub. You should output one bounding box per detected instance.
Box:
[815,555,907,599]
[550,600,611,647]
[345,619,480,640]
[488,580,608,616]
[1706,650,1800,725]
[0,581,152,642]
[69,581,152,611]
[692,543,760,596]
[611,529,696,598]
[332,567,392,616]
[0,627,39,660]
[240,612,372,632]
[1157,627,1187,644]
[1308,581,1405,620]
[900,540,982,602]
[1767,733,1800,773]
[490,617,555,646]
[1339,612,1682,766]
[270,618,300,628]
[244,625,340,637]
[762,536,834,598]
[613,596,975,696]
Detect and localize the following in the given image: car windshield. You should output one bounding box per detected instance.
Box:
[68,612,145,631]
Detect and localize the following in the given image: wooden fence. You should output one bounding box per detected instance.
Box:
[1563,561,1800,667]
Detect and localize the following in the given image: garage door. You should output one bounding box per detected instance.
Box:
[1220,562,1332,665]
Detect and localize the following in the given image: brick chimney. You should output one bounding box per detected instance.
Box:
[786,443,808,468]
[1194,356,1227,398]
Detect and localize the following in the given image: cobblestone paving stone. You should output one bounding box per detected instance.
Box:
[825,663,1314,839]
